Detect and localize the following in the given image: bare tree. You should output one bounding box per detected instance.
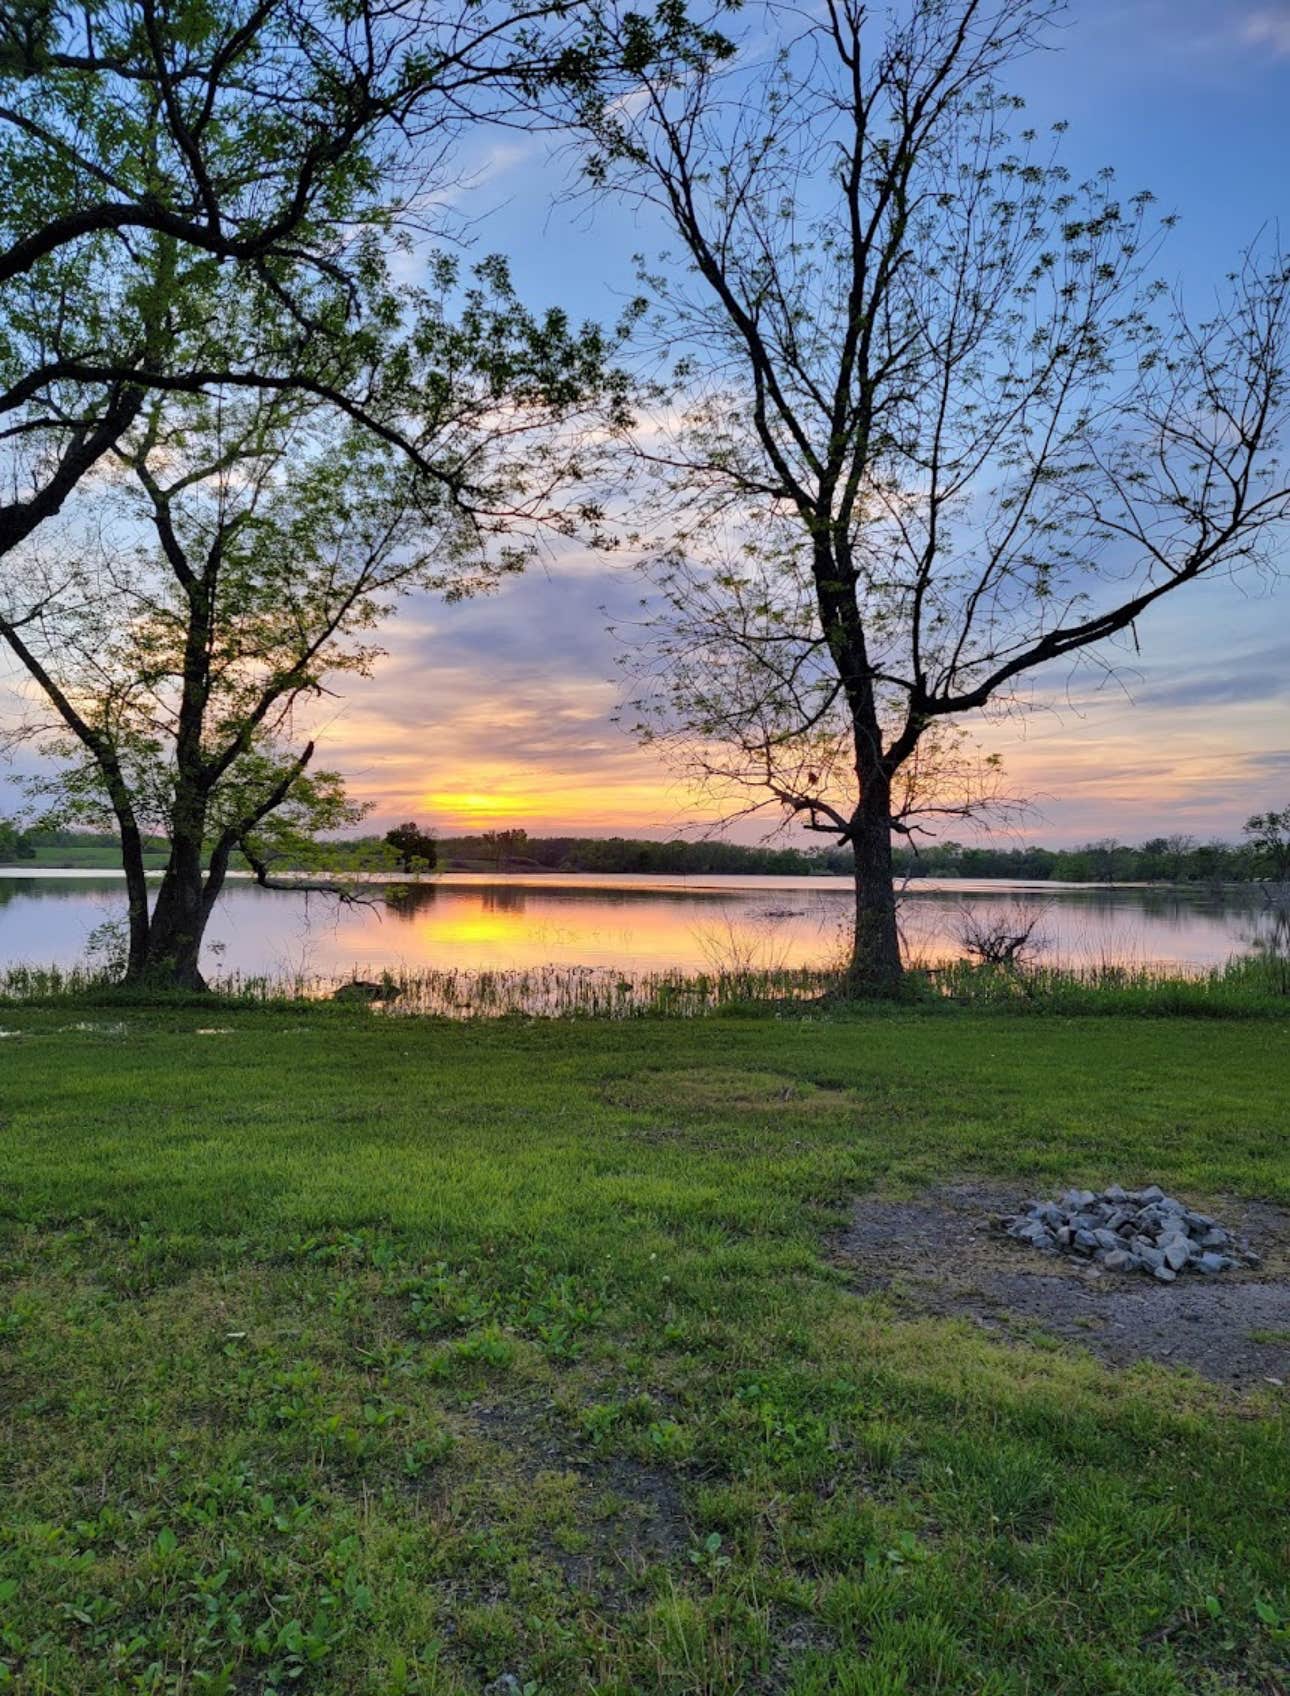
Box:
[581,0,1290,993]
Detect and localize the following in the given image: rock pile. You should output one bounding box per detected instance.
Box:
[1002,1185,1258,1282]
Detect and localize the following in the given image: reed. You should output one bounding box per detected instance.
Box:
[1,950,1287,1017]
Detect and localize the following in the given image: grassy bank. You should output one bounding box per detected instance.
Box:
[1,845,171,871]
[0,1008,1287,1694]
[2,952,1290,1018]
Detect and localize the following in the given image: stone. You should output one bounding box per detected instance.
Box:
[1011,1219,1057,1253]
[998,1185,1246,1280]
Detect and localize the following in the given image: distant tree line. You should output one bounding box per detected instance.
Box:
[439,832,817,875]
[6,813,1289,885]
[888,837,1271,885]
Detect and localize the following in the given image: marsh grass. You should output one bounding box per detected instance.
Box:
[2,950,1289,1018]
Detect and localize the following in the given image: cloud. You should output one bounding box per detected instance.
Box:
[1136,640,1290,710]
[1247,750,1290,775]
[4,545,1288,849]
[1241,7,1290,56]
[289,564,710,835]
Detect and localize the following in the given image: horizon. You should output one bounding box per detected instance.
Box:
[8,818,1273,853]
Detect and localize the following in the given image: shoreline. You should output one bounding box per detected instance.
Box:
[0,864,1274,898]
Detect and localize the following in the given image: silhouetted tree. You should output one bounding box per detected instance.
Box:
[481,828,529,869]
[0,818,35,862]
[0,0,711,568]
[385,822,439,873]
[581,0,1290,993]
[1245,806,1290,883]
[5,377,503,987]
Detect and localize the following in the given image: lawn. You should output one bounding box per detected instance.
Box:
[0,1006,1287,1694]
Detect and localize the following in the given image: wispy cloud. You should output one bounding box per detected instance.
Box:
[1240,7,1290,56]
[1137,639,1290,710]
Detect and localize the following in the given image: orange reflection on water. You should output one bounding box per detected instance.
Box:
[0,871,1281,978]
[325,878,840,974]
[313,875,1280,978]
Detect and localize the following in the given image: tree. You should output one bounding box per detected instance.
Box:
[2,333,591,986]
[0,0,719,568]
[385,821,438,873]
[1139,834,1195,883]
[1,0,683,987]
[582,0,1290,992]
[0,817,36,861]
[481,827,529,868]
[1244,805,1290,883]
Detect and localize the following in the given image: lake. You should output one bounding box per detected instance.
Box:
[0,869,1281,981]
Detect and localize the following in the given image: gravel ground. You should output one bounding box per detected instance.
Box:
[834,1184,1290,1389]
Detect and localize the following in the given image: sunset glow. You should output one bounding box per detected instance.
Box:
[282,560,1289,848]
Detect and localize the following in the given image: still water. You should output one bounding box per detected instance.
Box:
[0,870,1280,978]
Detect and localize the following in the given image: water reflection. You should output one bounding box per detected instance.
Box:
[0,870,1281,979]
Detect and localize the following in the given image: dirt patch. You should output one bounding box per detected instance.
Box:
[834,1184,1290,1389]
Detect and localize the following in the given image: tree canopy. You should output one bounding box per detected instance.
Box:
[385,821,438,872]
[5,378,424,979]
[0,0,716,562]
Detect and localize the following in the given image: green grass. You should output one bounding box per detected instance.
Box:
[0,1007,1287,1694]
[3,846,170,871]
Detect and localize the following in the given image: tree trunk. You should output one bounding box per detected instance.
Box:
[137,830,209,989]
[117,810,152,980]
[844,774,903,996]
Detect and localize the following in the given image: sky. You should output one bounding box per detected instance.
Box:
[4,0,1289,848]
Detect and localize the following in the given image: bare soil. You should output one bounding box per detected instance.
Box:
[833,1184,1290,1389]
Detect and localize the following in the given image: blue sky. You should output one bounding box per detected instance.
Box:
[4,0,1288,847]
